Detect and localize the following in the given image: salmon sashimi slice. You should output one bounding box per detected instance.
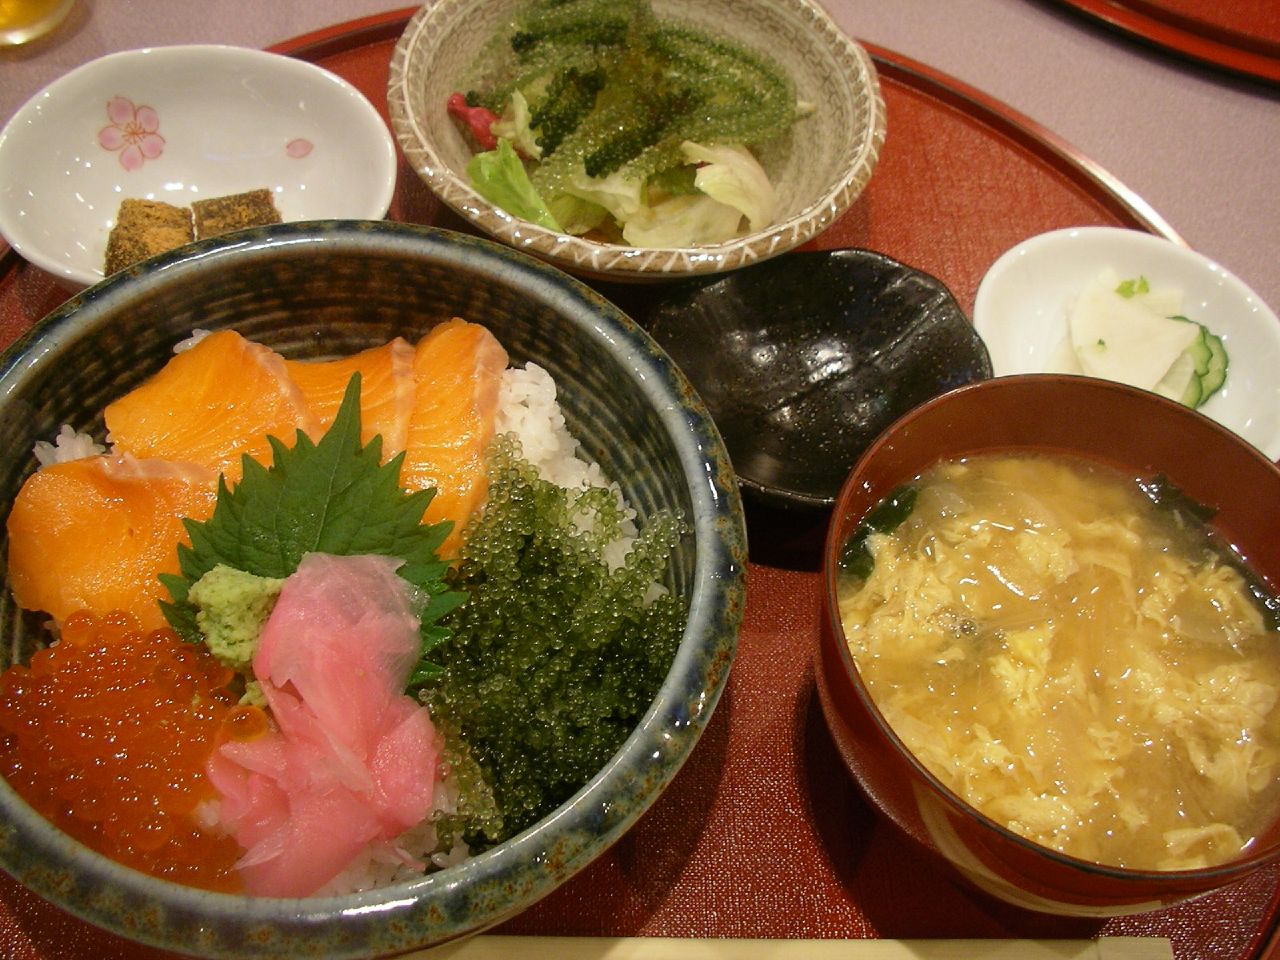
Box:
[104,330,320,485]
[284,338,415,458]
[400,319,508,558]
[6,455,218,632]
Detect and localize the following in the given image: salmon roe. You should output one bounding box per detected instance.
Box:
[0,610,244,891]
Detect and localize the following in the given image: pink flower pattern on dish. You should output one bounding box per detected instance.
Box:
[97,96,165,172]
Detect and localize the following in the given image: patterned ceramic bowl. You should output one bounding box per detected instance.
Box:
[0,221,747,958]
[0,46,396,290]
[386,0,885,281]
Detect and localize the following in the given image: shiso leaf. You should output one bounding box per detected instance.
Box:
[160,374,466,673]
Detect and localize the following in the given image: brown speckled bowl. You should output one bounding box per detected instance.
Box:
[386,0,885,282]
[817,375,1280,916]
[0,221,747,958]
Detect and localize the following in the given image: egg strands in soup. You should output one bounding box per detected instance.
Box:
[838,455,1280,871]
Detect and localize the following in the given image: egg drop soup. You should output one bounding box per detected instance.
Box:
[837,454,1280,871]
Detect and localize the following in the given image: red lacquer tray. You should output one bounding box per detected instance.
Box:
[1044,0,1280,85]
[1,9,1277,960]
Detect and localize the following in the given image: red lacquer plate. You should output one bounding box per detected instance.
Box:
[2,9,1278,960]
[1045,0,1280,84]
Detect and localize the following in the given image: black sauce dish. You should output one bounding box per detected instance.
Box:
[637,249,991,516]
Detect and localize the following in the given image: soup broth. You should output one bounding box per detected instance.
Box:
[837,454,1280,870]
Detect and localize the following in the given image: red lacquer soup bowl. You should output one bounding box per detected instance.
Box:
[816,374,1280,916]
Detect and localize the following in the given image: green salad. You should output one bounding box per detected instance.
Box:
[447,0,809,247]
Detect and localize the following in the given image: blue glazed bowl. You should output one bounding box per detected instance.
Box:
[0,221,747,958]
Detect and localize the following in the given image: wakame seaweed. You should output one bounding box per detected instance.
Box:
[1139,474,1280,631]
[838,484,919,582]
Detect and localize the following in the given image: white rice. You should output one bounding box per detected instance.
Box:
[173,328,212,353]
[315,762,466,896]
[495,362,611,490]
[32,424,105,467]
[496,362,639,570]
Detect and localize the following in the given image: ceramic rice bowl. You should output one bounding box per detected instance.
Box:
[0,221,747,958]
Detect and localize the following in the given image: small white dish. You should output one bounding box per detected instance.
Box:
[0,45,397,289]
[973,226,1280,460]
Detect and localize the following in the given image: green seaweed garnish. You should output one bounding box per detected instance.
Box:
[1138,474,1280,630]
[838,484,919,582]
[159,375,466,675]
[420,434,686,844]
[1137,473,1216,525]
[467,0,803,193]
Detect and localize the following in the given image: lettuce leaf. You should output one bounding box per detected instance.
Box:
[563,167,646,223]
[491,90,542,160]
[468,139,563,232]
[548,192,610,235]
[621,193,743,247]
[682,141,776,232]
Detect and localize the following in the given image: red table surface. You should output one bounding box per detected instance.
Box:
[1122,0,1280,51]
[0,10,1277,960]
[1044,0,1280,84]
